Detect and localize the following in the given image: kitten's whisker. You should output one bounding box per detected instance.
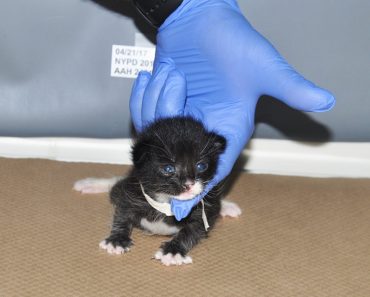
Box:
[199,136,212,156]
[200,133,220,158]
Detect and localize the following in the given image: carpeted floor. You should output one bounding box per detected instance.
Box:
[0,157,369,297]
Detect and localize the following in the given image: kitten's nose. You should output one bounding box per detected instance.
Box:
[183,180,195,191]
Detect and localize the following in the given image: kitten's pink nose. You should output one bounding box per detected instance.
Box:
[183,180,195,191]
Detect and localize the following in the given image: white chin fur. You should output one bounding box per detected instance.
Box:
[173,181,203,201]
[155,181,203,201]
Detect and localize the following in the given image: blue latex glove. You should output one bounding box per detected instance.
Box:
[130,0,335,221]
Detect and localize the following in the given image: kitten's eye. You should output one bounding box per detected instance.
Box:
[196,162,208,173]
[161,164,176,175]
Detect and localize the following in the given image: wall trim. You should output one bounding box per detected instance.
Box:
[0,137,369,178]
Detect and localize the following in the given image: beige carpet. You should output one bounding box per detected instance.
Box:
[0,157,369,297]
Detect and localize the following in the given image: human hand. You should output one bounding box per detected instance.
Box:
[131,0,335,220]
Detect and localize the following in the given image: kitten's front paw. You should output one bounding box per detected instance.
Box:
[99,239,131,255]
[154,250,193,266]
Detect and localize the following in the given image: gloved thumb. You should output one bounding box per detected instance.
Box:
[265,57,335,113]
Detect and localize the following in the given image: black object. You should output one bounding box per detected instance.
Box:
[132,0,183,28]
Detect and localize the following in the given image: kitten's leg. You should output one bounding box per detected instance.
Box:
[99,210,133,255]
[73,176,122,194]
[220,199,242,218]
[154,221,207,266]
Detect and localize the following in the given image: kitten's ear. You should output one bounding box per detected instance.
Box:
[210,133,227,154]
[132,140,149,166]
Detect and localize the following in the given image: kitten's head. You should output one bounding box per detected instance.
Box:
[132,117,226,202]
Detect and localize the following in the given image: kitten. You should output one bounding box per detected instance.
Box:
[74,117,241,266]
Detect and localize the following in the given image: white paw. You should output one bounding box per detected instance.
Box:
[99,240,130,255]
[73,177,121,194]
[154,250,193,266]
[220,200,242,218]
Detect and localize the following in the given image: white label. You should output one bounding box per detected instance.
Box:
[111,45,156,78]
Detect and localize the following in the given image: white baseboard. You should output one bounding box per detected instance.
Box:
[0,137,133,164]
[0,137,369,178]
[244,139,370,178]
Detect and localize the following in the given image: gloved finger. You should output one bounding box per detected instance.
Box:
[155,69,186,119]
[266,57,335,112]
[206,146,241,191]
[129,71,151,132]
[141,62,175,128]
[171,198,198,221]
[201,126,252,198]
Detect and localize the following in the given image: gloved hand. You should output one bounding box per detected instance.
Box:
[130,0,335,221]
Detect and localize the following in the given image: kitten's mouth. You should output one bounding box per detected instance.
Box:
[173,181,203,201]
[154,181,204,202]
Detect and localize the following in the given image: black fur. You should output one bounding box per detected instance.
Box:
[104,116,226,258]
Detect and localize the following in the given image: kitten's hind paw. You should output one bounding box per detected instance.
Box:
[99,239,131,255]
[154,250,193,266]
[220,200,242,218]
[73,177,121,194]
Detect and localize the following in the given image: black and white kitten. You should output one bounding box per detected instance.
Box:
[74,117,241,266]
